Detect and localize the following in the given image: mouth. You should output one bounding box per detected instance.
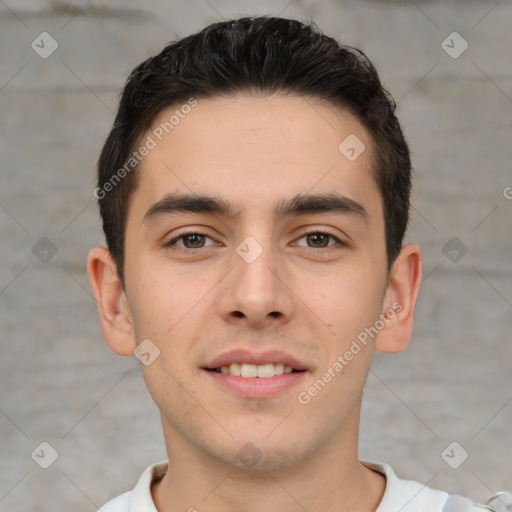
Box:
[202,350,309,398]
[207,362,304,378]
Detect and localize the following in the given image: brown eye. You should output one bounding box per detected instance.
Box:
[164,232,215,249]
[181,234,207,248]
[295,231,342,249]
[306,232,331,248]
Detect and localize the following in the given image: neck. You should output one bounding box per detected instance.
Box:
[152,414,385,512]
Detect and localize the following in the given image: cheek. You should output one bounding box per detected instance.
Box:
[126,257,203,337]
[307,268,385,335]
[139,358,205,441]
[126,267,213,385]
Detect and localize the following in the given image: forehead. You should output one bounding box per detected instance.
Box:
[131,94,382,228]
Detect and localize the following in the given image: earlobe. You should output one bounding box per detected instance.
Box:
[375,243,423,354]
[86,247,136,356]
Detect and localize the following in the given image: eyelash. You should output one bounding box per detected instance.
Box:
[163,229,345,252]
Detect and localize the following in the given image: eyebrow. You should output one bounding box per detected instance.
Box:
[143,192,369,225]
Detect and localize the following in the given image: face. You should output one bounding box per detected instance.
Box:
[121,94,391,470]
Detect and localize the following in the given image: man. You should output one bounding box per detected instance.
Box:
[87,15,503,512]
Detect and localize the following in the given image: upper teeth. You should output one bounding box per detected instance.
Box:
[218,363,294,378]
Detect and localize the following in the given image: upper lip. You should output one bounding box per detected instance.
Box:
[204,349,308,371]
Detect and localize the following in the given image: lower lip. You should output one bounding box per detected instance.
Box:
[203,369,308,398]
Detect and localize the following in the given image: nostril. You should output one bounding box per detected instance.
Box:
[233,311,244,317]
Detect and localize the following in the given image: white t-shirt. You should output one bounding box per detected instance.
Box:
[97,460,488,512]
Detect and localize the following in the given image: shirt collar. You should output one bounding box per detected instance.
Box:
[127,459,448,511]
[362,460,448,512]
[128,460,167,511]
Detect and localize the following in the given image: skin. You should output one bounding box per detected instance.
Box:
[88,93,422,512]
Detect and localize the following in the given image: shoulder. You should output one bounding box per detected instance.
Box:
[362,460,493,512]
[363,460,448,511]
[442,494,493,511]
[96,491,131,512]
[96,460,168,512]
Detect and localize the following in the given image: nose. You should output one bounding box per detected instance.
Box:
[216,236,295,330]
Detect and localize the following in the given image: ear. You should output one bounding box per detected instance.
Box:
[375,243,422,354]
[86,246,136,356]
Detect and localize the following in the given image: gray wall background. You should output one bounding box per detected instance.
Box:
[0,0,511,510]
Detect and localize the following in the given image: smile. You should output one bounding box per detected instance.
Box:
[211,362,298,378]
